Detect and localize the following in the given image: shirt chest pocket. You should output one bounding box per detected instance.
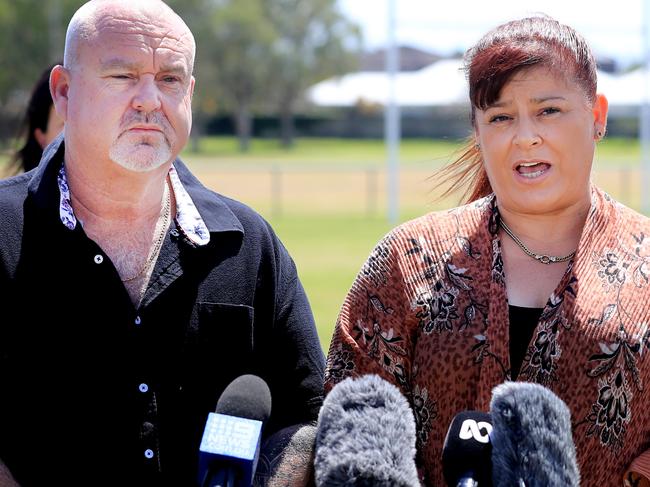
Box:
[191,301,255,362]
[178,302,256,406]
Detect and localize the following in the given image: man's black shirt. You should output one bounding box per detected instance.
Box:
[0,139,325,485]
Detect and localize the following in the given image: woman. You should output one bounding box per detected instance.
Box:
[7,62,64,175]
[324,16,650,486]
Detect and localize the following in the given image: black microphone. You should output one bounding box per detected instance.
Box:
[489,382,580,487]
[314,374,420,487]
[198,375,272,487]
[442,411,493,486]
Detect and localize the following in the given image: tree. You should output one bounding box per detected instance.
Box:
[166,0,222,152]
[172,0,361,151]
[264,0,361,147]
[205,0,277,152]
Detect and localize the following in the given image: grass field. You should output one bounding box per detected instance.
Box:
[1,136,645,350]
[184,135,643,166]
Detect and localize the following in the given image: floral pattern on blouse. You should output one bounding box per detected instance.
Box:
[411,382,437,448]
[352,291,409,388]
[587,368,633,450]
[360,235,393,287]
[580,233,650,450]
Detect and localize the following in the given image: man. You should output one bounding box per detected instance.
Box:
[0,1,324,485]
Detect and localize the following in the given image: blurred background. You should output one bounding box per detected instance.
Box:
[1,0,648,350]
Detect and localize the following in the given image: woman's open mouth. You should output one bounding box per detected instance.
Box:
[516,161,551,179]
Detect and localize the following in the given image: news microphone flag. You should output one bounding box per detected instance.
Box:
[199,413,263,485]
[198,374,271,487]
[442,411,493,486]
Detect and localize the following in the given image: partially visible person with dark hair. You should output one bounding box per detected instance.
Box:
[6,62,64,175]
[324,15,650,486]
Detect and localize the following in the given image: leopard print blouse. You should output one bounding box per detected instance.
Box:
[325,187,650,486]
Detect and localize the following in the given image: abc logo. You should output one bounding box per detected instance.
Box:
[459,419,492,444]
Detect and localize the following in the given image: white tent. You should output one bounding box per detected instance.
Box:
[308,59,649,108]
[597,69,650,106]
[308,58,467,107]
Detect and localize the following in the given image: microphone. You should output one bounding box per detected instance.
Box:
[489,382,580,487]
[314,374,420,487]
[198,375,272,487]
[442,411,493,486]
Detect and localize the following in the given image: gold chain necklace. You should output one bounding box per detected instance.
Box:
[499,218,575,265]
[121,183,172,282]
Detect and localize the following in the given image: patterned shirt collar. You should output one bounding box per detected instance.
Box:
[56,163,210,246]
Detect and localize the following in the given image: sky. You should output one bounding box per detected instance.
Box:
[338,0,647,67]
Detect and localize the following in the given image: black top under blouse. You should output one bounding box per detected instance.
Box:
[509,304,543,380]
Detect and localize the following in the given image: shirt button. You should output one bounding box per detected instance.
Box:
[139,383,149,393]
[144,449,154,459]
[93,254,104,264]
[170,228,180,238]
[142,421,155,436]
[135,316,142,326]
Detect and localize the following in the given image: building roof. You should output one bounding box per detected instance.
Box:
[308,59,650,108]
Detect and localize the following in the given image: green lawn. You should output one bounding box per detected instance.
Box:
[182,135,642,168]
[269,208,434,350]
[269,214,399,350]
[183,136,466,166]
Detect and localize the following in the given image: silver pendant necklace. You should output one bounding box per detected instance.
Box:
[499,218,575,265]
[121,183,172,282]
